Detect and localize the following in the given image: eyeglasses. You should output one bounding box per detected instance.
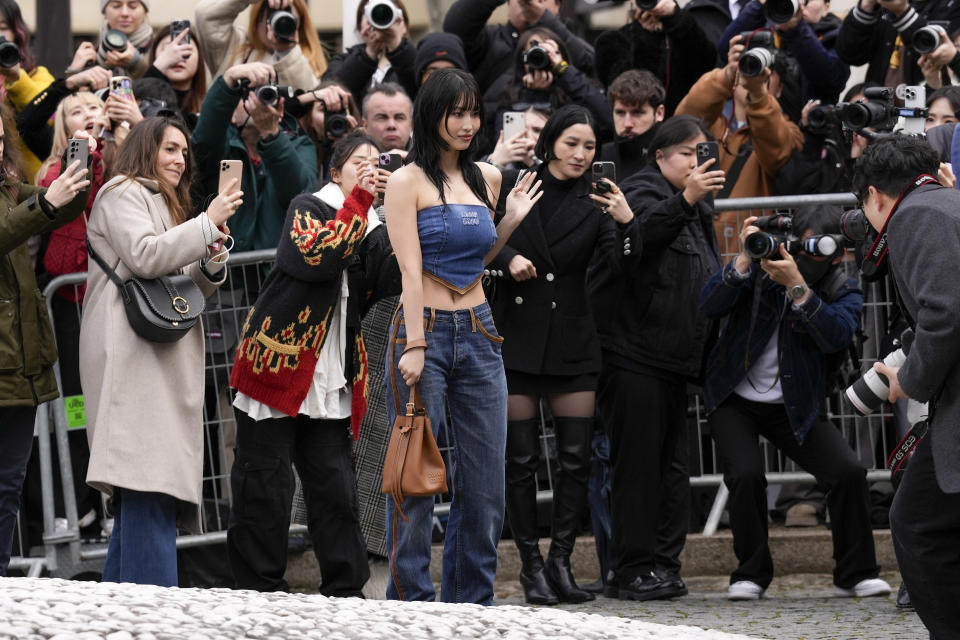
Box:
[511,101,553,113]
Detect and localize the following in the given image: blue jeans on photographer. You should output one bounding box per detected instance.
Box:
[384,303,507,604]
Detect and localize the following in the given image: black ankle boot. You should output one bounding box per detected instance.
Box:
[544,553,595,603]
[519,557,560,605]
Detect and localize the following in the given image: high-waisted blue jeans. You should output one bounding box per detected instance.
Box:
[384,302,507,604]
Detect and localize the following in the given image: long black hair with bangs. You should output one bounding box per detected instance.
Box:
[408,68,493,209]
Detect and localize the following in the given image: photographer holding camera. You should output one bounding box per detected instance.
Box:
[98,0,152,78]
[192,61,318,254]
[718,0,849,104]
[676,36,803,256]
[442,0,594,95]
[836,0,960,87]
[489,29,612,150]
[699,207,890,601]
[852,135,960,638]
[195,0,327,90]
[324,0,417,106]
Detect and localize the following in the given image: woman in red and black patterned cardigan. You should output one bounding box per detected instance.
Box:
[228,132,400,595]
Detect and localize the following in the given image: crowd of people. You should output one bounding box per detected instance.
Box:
[1,0,959,636]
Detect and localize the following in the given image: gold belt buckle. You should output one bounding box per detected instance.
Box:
[172,296,190,314]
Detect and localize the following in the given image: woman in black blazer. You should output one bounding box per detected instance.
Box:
[490,105,640,605]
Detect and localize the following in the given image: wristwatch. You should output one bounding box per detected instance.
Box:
[787,282,808,300]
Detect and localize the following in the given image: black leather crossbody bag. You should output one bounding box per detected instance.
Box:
[86,240,205,343]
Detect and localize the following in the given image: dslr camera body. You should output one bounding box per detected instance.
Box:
[745,213,844,260]
[253,83,298,107]
[838,85,927,136]
[738,29,777,78]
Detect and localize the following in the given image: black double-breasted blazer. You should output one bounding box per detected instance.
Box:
[490,167,641,377]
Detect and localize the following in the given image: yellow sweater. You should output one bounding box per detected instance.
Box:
[6,66,55,183]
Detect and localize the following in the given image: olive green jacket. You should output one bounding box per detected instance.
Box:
[0,179,90,407]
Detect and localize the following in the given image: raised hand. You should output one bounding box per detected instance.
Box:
[504,170,543,223]
[44,160,90,209]
[682,158,725,205]
[358,162,377,196]
[207,178,244,226]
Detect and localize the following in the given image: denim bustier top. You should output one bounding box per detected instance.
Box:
[418,203,497,293]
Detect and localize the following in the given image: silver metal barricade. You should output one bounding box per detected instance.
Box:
[16,192,894,577]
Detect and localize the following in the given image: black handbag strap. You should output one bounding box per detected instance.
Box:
[86,240,127,291]
[86,239,196,319]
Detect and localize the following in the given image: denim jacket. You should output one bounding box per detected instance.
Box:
[699,260,863,442]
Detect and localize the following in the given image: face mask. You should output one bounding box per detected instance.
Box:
[796,254,833,285]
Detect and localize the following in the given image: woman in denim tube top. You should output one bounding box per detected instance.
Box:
[487,105,639,605]
[383,68,543,604]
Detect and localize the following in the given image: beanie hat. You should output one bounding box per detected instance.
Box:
[102,0,150,12]
[414,33,468,86]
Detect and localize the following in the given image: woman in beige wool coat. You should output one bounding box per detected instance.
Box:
[195,0,328,91]
[80,117,243,587]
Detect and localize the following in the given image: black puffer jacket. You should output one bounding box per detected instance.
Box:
[594,9,717,116]
[587,165,720,379]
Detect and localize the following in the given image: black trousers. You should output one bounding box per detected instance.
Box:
[709,395,879,589]
[598,366,689,581]
[0,406,36,575]
[891,434,960,640]
[227,410,369,596]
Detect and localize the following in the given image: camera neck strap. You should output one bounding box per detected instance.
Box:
[862,173,939,276]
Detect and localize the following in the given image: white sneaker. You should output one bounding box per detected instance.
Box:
[834,578,892,598]
[728,580,766,600]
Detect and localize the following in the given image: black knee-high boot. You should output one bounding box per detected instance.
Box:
[506,418,559,605]
[545,416,596,603]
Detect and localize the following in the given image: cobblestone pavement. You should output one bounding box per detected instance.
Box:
[0,577,756,640]
[493,573,927,640]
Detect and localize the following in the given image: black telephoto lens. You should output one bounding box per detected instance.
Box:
[523,45,551,71]
[0,39,20,69]
[325,112,350,139]
[839,209,870,243]
[269,10,298,42]
[807,105,838,131]
[745,232,780,260]
[635,0,658,9]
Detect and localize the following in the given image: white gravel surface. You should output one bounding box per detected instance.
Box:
[0,577,760,640]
